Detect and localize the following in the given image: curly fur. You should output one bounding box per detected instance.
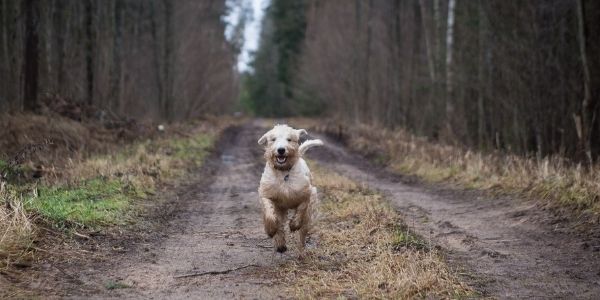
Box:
[257,124,323,253]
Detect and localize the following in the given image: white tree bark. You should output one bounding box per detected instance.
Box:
[445,0,457,130]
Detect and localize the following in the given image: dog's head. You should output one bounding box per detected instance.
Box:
[258,124,307,171]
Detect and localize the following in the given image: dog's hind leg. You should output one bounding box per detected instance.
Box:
[295,187,318,251]
[289,201,308,232]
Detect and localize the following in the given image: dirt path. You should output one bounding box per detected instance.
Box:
[52,122,600,299]
[63,124,289,299]
[311,133,600,299]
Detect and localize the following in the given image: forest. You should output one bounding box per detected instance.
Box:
[3,0,599,161]
[0,0,238,120]
[245,0,600,162]
[3,1,600,298]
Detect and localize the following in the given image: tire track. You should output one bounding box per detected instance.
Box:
[310,133,600,298]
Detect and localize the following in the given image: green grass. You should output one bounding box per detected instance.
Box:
[105,280,131,290]
[25,178,131,227]
[391,225,429,252]
[170,134,214,165]
[20,131,215,228]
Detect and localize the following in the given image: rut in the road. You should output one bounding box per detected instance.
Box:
[310,134,600,298]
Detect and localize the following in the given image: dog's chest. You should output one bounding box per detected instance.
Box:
[260,168,311,203]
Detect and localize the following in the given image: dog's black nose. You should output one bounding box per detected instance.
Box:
[277,148,285,155]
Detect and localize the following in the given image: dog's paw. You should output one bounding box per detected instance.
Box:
[264,218,278,237]
[289,219,301,232]
[276,245,288,253]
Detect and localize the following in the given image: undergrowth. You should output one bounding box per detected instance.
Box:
[0,123,216,268]
[280,163,472,299]
[295,118,600,223]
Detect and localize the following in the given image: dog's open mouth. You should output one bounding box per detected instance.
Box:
[275,155,287,164]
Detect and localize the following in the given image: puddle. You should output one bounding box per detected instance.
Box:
[221,154,235,165]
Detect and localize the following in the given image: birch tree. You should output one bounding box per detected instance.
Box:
[445,0,456,135]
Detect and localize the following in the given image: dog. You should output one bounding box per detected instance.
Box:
[257,124,323,253]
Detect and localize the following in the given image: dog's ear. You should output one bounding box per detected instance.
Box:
[258,133,268,146]
[297,129,308,136]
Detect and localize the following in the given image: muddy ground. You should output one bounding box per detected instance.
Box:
[6,121,600,299]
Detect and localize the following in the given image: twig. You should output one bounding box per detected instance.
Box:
[173,264,258,279]
[72,231,90,239]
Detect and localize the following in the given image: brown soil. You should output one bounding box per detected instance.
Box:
[5,121,600,299]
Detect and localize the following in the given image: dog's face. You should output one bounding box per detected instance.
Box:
[258,125,307,171]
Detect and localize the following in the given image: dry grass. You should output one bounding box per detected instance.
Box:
[279,163,472,299]
[0,115,232,269]
[292,118,600,222]
[0,188,35,268]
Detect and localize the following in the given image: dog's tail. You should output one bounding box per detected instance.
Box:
[299,139,324,156]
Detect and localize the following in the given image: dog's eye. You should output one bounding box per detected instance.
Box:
[287,138,292,142]
[271,138,276,142]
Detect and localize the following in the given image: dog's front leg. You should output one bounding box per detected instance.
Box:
[261,197,288,253]
[272,207,288,253]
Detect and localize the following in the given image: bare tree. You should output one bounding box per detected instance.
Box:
[22,0,40,111]
[575,0,594,165]
[445,0,456,135]
[1,0,238,120]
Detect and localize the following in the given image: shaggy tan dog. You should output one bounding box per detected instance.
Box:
[258,124,323,253]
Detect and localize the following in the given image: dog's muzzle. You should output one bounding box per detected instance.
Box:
[275,147,287,165]
[275,155,287,164]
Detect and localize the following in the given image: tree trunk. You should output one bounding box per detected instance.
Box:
[53,0,65,94]
[1,0,9,109]
[163,0,174,121]
[365,0,373,123]
[445,0,457,135]
[477,0,487,147]
[150,0,164,120]
[22,0,40,111]
[418,0,435,82]
[84,0,95,106]
[575,0,593,165]
[352,0,361,124]
[433,0,441,70]
[110,0,123,113]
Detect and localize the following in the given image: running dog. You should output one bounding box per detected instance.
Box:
[257,124,323,253]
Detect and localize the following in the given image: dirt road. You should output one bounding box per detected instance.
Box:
[51,123,600,298]
[59,125,286,298]
[311,132,600,298]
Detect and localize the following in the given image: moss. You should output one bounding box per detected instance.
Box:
[25,178,131,227]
